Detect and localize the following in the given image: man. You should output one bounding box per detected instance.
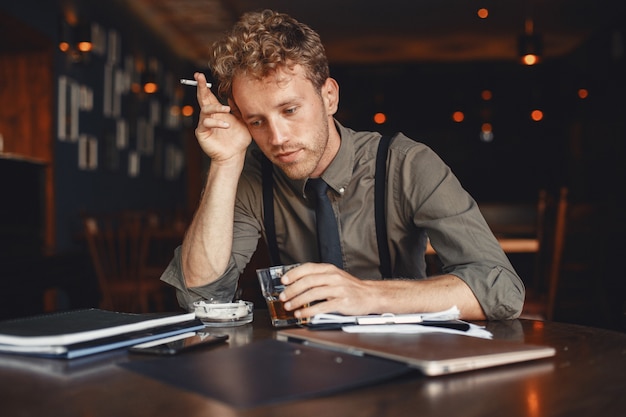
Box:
[161,10,525,320]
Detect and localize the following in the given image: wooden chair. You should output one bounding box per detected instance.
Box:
[522,186,612,322]
[519,188,564,320]
[542,188,609,322]
[139,210,186,286]
[543,187,569,320]
[82,211,170,313]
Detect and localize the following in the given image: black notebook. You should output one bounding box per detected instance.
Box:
[0,309,200,358]
[121,339,413,408]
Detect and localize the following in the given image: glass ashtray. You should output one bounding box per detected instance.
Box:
[193,300,253,327]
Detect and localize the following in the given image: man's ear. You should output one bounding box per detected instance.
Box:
[321,78,339,116]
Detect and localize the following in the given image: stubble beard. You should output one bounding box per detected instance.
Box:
[273,116,330,180]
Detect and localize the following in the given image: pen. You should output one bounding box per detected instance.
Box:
[180,79,212,88]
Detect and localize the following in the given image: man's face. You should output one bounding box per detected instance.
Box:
[231,65,338,179]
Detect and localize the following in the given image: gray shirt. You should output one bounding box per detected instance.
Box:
[161,122,525,319]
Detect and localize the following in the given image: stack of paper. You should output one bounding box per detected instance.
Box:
[310,306,462,325]
[308,306,492,339]
[0,309,204,359]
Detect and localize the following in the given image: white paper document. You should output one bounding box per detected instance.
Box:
[308,306,492,339]
[341,322,493,339]
[309,306,462,326]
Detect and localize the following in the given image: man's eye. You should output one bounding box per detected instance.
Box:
[250,120,262,127]
[285,107,297,114]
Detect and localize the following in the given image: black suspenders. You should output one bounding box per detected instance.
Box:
[262,134,395,277]
[374,134,393,278]
[262,155,281,266]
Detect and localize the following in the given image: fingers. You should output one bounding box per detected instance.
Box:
[192,72,232,132]
[194,72,219,106]
[198,103,231,128]
[279,263,360,317]
[280,262,334,286]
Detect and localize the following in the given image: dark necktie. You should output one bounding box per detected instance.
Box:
[306,178,343,268]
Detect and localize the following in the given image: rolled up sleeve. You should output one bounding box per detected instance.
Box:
[160,246,240,312]
[447,263,525,320]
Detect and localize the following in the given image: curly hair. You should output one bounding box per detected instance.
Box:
[208,10,329,100]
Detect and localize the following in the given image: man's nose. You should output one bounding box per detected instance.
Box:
[267,120,288,146]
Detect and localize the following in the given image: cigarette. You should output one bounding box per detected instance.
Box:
[180,79,212,88]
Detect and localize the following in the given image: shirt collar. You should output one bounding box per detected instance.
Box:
[318,120,354,196]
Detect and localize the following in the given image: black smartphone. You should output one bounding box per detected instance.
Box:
[128,332,228,355]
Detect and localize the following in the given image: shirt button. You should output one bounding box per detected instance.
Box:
[338,187,345,194]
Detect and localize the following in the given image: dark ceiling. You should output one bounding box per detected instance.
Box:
[119,0,626,66]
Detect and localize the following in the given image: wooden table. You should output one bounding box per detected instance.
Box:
[426,237,539,255]
[1,310,625,416]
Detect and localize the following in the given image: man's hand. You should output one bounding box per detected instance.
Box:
[279,263,377,318]
[278,263,487,321]
[193,72,251,164]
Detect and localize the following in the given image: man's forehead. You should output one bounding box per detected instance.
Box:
[231,66,314,113]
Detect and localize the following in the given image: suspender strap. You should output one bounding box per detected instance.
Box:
[262,155,281,265]
[375,134,393,278]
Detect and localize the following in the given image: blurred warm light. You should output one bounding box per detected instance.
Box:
[477,8,489,19]
[59,17,92,60]
[519,17,543,66]
[481,90,492,101]
[373,112,387,124]
[182,105,194,117]
[480,123,494,142]
[143,82,158,94]
[58,16,74,53]
[76,23,92,53]
[526,388,540,417]
[521,54,540,65]
[531,109,543,121]
[77,41,92,53]
[452,111,465,123]
[578,88,589,99]
[65,9,78,26]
